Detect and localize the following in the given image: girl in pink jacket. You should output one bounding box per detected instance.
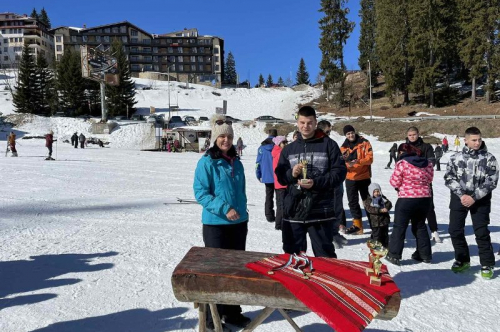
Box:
[386,144,434,266]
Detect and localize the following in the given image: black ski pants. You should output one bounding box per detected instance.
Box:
[345,178,371,221]
[47,146,53,158]
[426,198,438,233]
[282,219,336,258]
[203,221,248,324]
[448,194,495,267]
[80,141,85,149]
[389,198,432,260]
[275,189,286,230]
[265,183,275,221]
[74,140,78,148]
[333,184,347,229]
[387,153,397,168]
[372,226,389,248]
[435,158,442,171]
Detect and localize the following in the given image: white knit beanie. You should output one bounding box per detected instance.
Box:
[210,114,234,146]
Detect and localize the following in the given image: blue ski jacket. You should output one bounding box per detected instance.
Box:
[194,154,248,225]
[256,137,275,184]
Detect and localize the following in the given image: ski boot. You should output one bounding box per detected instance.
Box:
[451,261,470,273]
[480,266,494,279]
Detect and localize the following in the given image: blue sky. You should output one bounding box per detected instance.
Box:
[6,0,362,85]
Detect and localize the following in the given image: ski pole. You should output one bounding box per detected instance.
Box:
[56,134,58,160]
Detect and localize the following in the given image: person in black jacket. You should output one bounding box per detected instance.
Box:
[399,127,441,243]
[386,143,398,169]
[434,144,443,171]
[275,106,347,257]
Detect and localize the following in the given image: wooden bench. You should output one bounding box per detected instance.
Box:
[171,247,401,332]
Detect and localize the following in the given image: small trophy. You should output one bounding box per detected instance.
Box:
[299,159,311,185]
[366,240,388,286]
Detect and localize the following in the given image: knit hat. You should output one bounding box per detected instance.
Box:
[210,114,234,146]
[272,136,287,146]
[343,125,355,135]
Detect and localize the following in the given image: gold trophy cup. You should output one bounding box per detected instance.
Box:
[299,159,311,185]
[366,240,388,286]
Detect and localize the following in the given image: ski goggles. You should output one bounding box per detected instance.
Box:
[215,119,232,126]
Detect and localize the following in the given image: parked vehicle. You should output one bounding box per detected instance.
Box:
[254,115,284,123]
[183,115,196,123]
[167,116,186,129]
[112,116,128,121]
[198,116,209,122]
[130,114,146,121]
[225,115,241,123]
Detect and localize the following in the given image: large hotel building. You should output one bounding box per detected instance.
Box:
[1,12,224,85]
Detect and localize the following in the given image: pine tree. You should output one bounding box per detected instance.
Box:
[375,0,412,104]
[358,0,378,73]
[457,0,500,103]
[30,8,38,19]
[13,44,36,113]
[258,74,265,87]
[319,0,355,105]
[296,58,310,85]
[266,74,273,87]
[57,49,86,113]
[277,76,285,86]
[39,8,51,29]
[34,54,57,115]
[223,52,237,85]
[106,39,137,117]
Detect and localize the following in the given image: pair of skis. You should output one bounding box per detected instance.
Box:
[164,198,198,205]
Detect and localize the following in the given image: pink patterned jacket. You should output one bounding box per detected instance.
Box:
[390,159,434,198]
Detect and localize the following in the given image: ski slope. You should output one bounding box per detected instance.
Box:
[0,127,499,332]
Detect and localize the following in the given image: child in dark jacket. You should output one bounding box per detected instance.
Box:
[363,183,393,248]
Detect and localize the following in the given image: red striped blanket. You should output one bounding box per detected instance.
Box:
[246,254,400,332]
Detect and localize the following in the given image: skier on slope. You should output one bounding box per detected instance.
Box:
[8,131,18,157]
[45,130,54,160]
[79,133,86,149]
[72,132,78,148]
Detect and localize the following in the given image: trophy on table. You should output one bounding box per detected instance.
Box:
[299,159,311,185]
[366,240,388,286]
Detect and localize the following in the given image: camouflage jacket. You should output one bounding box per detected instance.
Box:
[444,142,499,200]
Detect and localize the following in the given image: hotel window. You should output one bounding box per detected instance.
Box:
[103,36,110,42]
[153,56,158,62]
[112,27,119,33]
[130,47,138,52]
[143,39,151,44]
[190,56,196,62]
[178,64,183,71]
[192,48,197,54]
[199,47,205,53]
[56,36,61,42]
[1,29,5,34]
[178,47,183,54]
[214,47,219,54]
[214,56,219,62]
[130,38,138,43]
[144,56,152,61]
[178,56,183,62]
[177,39,182,43]
[191,65,196,71]
[104,28,111,33]
[122,36,127,43]
[131,64,140,70]
[206,56,211,62]
[3,39,7,43]
[120,26,126,33]
[71,36,77,42]
[168,47,173,53]
[143,47,151,53]
[154,65,159,71]
[82,36,88,42]
[4,56,8,61]
[190,39,195,44]
[96,36,101,42]
[130,55,138,61]
[3,47,7,52]
[153,47,158,53]
[131,29,138,36]
[169,55,175,62]
[56,45,62,51]
[199,64,204,71]
[215,65,220,71]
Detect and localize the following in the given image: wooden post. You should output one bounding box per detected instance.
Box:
[198,303,206,332]
[209,303,223,332]
[242,307,275,332]
[278,309,303,332]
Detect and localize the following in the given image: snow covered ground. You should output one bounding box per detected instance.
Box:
[1,128,499,332]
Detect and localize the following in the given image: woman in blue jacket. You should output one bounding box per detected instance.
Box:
[193,115,250,331]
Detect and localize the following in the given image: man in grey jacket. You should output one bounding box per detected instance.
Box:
[445,127,499,279]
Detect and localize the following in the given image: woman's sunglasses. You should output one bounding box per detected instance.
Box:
[215,120,232,126]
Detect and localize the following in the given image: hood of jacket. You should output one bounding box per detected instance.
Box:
[463,141,488,157]
[261,136,275,146]
[368,183,383,198]
[400,154,429,168]
[296,129,327,144]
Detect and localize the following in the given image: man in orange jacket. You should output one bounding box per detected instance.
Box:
[340,125,373,235]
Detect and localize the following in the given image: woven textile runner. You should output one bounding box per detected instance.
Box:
[246,254,400,332]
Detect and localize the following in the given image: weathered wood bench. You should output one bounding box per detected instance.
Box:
[171,247,401,332]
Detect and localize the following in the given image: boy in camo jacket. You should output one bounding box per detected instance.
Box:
[444,127,499,279]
